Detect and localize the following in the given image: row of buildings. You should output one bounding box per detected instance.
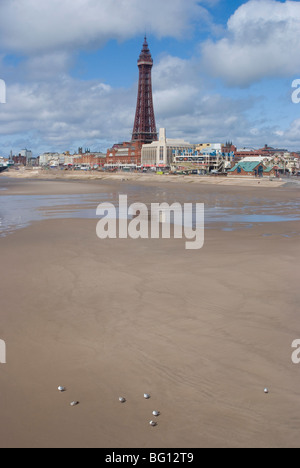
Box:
[38,150,106,168]
[105,129,300,176]
[1,149,35,167]
[2,131,300,177]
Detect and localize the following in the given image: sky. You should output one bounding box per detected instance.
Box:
[1,0,300,157]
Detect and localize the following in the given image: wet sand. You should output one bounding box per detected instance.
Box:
[0,179,300,448]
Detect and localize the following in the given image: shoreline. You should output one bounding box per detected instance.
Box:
[0,176,299,240]
[0,167,290,188]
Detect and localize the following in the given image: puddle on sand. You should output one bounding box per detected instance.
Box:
[0,188,300,237]
[0,193,109,237]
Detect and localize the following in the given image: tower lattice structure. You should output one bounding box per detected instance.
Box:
[132,37,158,144]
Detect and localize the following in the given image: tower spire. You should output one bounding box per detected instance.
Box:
[132,37,157,144]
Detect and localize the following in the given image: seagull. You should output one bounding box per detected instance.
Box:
[264,388,269,394]
[119,397,126,403]
[149,421,157,427]
[152,411,160,417]
[58,386,66,393]
[70,401,79,407]
[144,394,151,400]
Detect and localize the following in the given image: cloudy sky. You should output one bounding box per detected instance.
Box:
[1,0,300,156]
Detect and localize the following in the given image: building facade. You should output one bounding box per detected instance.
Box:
[39,152,60,166]
[12,155,27,166]
[19,149,33,164]
[229,160,266,176]
[106,141,143,168]
[234,148,262,162]
[73,152,106,167]
[171,142,235,173]
[142,128,194,167]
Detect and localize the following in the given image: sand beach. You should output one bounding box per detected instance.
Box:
[0,175,300,448]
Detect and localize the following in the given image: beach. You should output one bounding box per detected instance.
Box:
[1,166,289,188]
[0,176,300,448]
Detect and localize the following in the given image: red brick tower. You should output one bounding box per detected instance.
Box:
[132,37,158,144]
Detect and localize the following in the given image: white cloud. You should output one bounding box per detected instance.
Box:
[201,0,300,87]
[0,52,255,155]
[0,0,207,55]
[23,52,75,80]
[0,77,135,153]
[1,49,292,156]
[2,66,300,155]
[153,55,201,118]
[1,1,300,154]
[151,54,261,144]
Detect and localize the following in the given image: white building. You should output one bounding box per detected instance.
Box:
[39,152,73,166]
[141,128,195,167]
[39,152,60,166]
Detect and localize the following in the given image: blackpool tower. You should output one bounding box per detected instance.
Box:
[132,37,158,144]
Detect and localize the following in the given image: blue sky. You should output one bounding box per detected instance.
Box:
[0,0,300,157]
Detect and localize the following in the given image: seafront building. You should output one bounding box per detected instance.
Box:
[229,154,300,177]
[234,145,300,163]
[39,152,68,167]
[20,149,33,163]
[39,153,61,166]
[141,128,195,167]
[105,141,143,169]
[171,142,235,174]
[73,151,106,168]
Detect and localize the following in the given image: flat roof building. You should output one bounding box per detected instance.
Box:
[141,128,195,167]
